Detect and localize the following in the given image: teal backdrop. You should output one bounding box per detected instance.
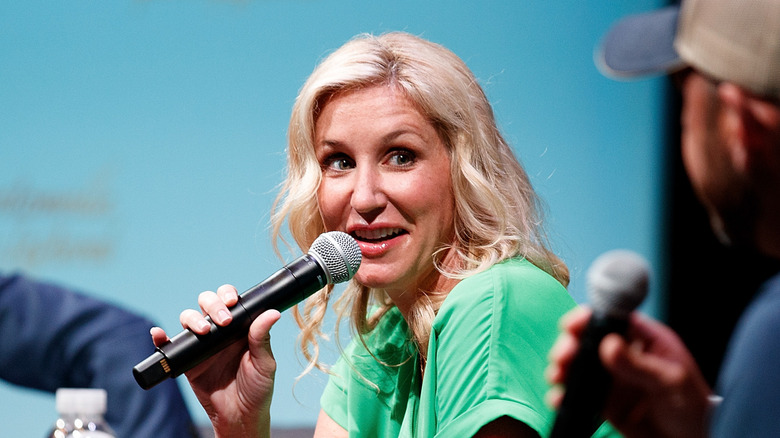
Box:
[1,1,667,434]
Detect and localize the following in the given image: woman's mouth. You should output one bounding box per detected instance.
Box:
[351,227,407,243]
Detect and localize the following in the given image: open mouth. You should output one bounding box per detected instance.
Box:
[351,227,407,243]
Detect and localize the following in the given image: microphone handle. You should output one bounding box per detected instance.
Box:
[549,314,629,438]
[133,254,326,390]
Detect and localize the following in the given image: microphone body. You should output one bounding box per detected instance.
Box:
[133,231,361,390]
[550,250,650,438]
[549,310,630,437]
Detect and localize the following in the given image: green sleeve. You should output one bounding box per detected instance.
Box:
[426,259,621,437]
[430,259,572,435]
[320,346,352,430]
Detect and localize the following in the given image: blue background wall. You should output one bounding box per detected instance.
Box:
[1,1,667,434]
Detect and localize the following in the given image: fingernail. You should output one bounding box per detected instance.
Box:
[218,309,232,324]
[197,320,212,332]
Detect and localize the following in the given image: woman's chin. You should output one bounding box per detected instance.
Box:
[354,268,403,291]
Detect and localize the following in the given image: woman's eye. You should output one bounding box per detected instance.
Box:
[388,150,415,166]
[323,154,354,171]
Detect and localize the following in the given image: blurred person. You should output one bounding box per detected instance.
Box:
[0,271,197,437]
[151,32,619,437]
[546,1,780,437]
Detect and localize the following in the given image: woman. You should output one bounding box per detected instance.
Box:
[152,32,613,437]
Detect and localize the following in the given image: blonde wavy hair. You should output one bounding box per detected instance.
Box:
[270,32,569,373]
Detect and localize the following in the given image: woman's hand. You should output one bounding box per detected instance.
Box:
[151,284,281,438]
[546,306,713,438]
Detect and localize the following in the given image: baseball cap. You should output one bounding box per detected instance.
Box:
[596,0,780,99]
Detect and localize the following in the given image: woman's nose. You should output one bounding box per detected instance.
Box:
[350,167,386,215]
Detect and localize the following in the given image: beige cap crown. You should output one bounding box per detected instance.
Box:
[598,0,780,100]
[676,0,780,98]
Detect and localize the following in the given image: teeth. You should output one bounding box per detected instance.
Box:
[354,228,403,241]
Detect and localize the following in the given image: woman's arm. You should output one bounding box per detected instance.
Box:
[313,409,348,437]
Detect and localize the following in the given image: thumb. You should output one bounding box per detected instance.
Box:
[247,309,282,372]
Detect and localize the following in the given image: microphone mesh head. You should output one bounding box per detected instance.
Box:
[309,231,362,284]
[587,249,650,318]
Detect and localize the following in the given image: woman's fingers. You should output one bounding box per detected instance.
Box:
[180,308,212,334]
[174,285,241,335]
[150,326,170,347]
[216,284,239,306]
[197,290,232,325]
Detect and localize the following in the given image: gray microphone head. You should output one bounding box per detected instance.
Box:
[308,231,362,285]
[587,249,650,318]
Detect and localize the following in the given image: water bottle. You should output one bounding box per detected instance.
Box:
[48,388,117,438]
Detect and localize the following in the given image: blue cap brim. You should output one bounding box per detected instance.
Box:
[596,5,685,79]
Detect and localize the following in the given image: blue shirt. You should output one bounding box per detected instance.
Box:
[0,272,197,438]
[712,272,780,437]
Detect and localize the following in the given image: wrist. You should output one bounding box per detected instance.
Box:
[213,423,269,438]
[212,412,271,438]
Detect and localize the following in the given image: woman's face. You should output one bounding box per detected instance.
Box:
[314,85,456,301]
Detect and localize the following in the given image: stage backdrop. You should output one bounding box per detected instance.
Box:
[0,0,667,434]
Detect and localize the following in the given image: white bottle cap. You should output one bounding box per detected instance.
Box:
[55,388,107,415]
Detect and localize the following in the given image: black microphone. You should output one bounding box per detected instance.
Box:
[550,249,650,438]
[132,231,361,390]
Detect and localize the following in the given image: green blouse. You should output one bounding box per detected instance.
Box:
[320,258,619,437]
